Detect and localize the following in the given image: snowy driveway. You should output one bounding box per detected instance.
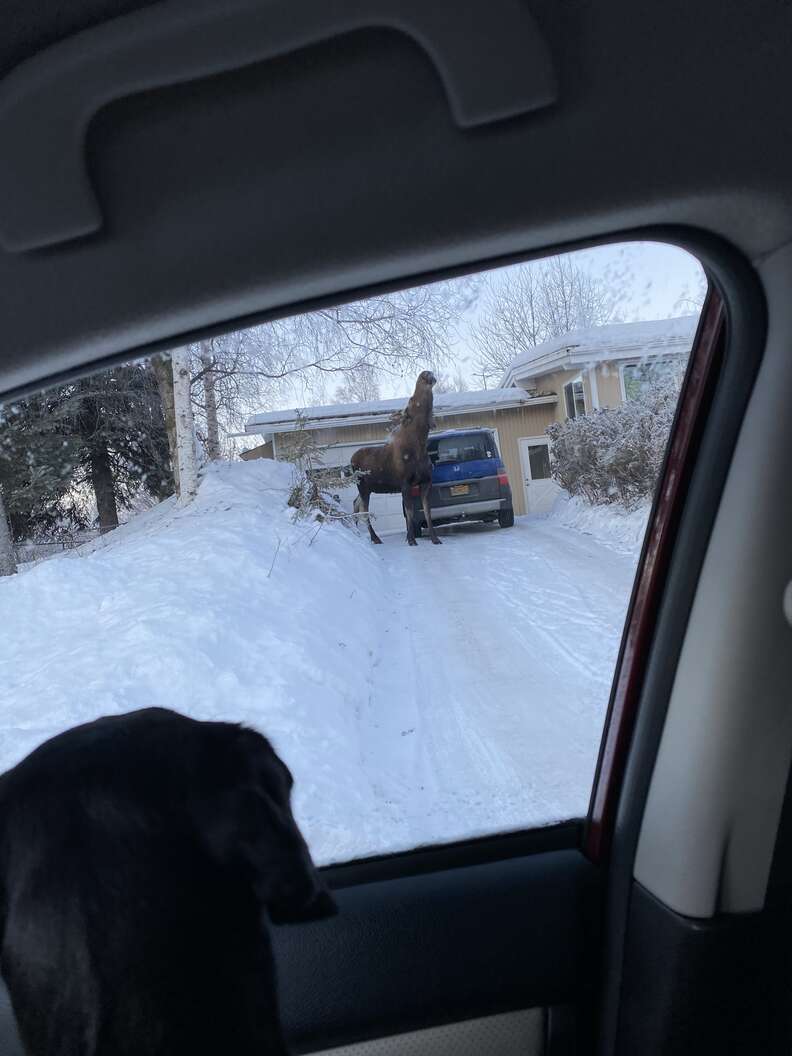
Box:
[350,518,637,851]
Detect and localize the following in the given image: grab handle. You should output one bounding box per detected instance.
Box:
[0,0,556,252]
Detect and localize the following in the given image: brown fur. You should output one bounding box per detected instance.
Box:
[351,371,441,546]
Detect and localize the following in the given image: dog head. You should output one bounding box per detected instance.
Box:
[197,723,337,925]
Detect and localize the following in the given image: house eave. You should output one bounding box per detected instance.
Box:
[246,394,558,439]
[501,335,693,389]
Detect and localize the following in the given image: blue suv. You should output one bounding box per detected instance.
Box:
[412,428,514,533]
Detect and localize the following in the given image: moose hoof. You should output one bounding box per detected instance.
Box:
[371,537,383,545]
[407,538,418,546]
[431,537,443,545]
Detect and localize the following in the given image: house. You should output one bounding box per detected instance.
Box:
[499,315,698,416]
[242,388,559,524]
[242,316,697,526]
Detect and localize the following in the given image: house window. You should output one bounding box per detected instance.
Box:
[528,442,551,480]
[564,376,586,419]
[621,359,682,401]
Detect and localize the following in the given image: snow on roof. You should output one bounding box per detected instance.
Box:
[245,387,554,435]
[500,315,699,387]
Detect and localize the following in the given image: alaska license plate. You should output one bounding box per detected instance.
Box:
[450,484,470,496]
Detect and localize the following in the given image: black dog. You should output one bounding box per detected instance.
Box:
[0,708,336,1055]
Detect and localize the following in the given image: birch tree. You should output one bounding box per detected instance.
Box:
[0,485,16,576]
[199,344,222,461]
[171,346,199,503]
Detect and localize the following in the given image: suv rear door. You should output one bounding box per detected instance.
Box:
[429,431,503,513]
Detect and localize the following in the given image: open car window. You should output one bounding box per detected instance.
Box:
[0,240,706,865]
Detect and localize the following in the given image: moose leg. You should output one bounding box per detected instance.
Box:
[421,481,442,545]
[356,484,382,544]
[402,482,418,546]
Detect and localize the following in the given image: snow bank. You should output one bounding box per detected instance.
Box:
[0,459,387,863]
[542,493,649,557]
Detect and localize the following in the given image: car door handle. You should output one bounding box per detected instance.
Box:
[0,0,557,253]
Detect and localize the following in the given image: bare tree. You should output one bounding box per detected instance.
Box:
[0,485,16,576]
[470,256,616,383]
[433,369,470,394]
[185,280,471,455]
[333,366,381,405]
[198,342,222,460]
[171,346,199,503]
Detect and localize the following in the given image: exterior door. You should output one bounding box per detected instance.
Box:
[518,437,560,515]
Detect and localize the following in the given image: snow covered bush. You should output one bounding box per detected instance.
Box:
[546,371,683,509]
[281,413,357,525]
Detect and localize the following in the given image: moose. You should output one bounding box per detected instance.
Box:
[351,371,441,546]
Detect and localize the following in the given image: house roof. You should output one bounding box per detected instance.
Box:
[499,315,699,388]
[245,387,557,437]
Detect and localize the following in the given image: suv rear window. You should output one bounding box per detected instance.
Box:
[431,433,494,464]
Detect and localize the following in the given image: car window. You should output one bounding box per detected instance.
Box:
[0,240,706,865]
[432,434,491,463]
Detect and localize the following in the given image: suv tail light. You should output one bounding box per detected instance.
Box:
[410,485,421,497]
[497,472,509,486]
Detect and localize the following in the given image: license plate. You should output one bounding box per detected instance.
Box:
[450,484,470,496]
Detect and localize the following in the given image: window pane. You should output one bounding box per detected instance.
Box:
[528,444,551,480]
[0,241,705,865]
[623,359,683,401]
[433,433,490,463]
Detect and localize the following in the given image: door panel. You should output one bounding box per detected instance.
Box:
[518,437,561,515]
[273,850,599,1053]
[311,1008,544,1056]
[0,849,597,1055]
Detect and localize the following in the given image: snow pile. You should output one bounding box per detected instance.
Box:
[0,459,387,863]
[543,493,649,557]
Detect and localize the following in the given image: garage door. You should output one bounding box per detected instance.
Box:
[366,492,406,536]
[315,442,406,537]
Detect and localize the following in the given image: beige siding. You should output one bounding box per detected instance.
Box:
[531,364,626,415]
[275,422,390,457]
[595,361,623,409]
[532,368,581,422]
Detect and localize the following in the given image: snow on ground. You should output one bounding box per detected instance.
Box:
[0,461,641,864]
[542,493,650,557]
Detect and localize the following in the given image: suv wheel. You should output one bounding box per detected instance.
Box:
[498,505,515,529]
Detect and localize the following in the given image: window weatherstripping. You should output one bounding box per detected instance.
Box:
[585,292,724,863]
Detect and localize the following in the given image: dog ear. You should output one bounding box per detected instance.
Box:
[198,732,337,925]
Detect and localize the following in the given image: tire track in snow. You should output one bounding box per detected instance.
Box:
[352,517,639,848]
